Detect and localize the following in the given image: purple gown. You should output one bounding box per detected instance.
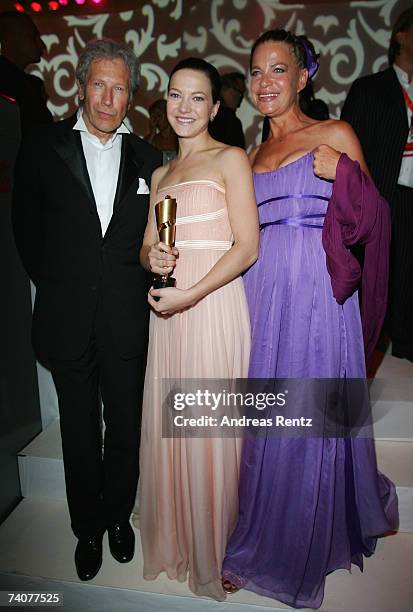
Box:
[222,154,398,609]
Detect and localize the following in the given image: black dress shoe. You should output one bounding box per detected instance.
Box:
[74,534,103,581]
[108,521,135,563]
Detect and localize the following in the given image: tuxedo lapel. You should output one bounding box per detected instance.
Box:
[52,122,146,238]
[113,135,144,212]
[53,122,97,213]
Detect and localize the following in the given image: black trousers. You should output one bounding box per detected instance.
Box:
[389,184,413,361]
[50,313,146,539]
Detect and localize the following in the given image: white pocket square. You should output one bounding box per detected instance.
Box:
[137,178,150,194]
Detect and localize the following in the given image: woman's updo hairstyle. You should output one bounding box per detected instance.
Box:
[168,57,221,103]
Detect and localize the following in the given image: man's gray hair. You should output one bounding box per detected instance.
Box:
[76,38,140,103]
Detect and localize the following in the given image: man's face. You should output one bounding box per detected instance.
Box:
[79,57,130,143]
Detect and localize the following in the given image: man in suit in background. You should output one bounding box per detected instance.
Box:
[209,72,246,148]
[0,10,53,132]
[12,39,161,580]
[341,7,413,362]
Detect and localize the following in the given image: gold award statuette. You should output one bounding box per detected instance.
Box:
[153,194,177,299]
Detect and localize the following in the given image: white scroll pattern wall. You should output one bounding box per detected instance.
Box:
[31,0,411,145]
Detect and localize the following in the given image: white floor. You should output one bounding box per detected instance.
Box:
[0,497,412,612]
[0,350,412,612]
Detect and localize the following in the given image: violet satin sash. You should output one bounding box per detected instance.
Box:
[260,213,326,230]
[258,194,329,230]
[258,193,330,207]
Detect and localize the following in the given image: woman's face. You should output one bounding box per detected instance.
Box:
[249,41,307,117]
[167,68,219,138]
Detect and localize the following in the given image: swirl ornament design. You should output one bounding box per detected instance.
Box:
[29,0,411,144]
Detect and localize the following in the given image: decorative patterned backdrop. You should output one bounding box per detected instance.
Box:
[31,1,183,135]
[30,0,412,147]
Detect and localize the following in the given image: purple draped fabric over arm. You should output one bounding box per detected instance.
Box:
[322,153,391,369]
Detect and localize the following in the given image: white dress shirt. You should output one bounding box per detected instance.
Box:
[394,63,413,188]
[73,109,130,235]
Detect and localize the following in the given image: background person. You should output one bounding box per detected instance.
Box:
[144,98,178,163]
[0,10,53,132]
[341,6,413,362]
[209,71,246,147]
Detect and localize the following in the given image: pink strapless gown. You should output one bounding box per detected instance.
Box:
[136,180,250,600]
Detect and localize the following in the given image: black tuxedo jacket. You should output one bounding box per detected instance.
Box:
[12,114,162,362]
[341,67,408,204]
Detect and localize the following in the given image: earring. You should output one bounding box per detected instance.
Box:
[210,114,215,122]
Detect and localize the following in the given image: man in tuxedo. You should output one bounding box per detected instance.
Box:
[12,39,161,580]
[341,7,413,362]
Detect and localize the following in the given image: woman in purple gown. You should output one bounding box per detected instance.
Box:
[222,30,398,609]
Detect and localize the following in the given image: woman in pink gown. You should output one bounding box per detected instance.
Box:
[135,58,259,600]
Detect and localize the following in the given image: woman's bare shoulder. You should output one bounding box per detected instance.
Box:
[152,164,168,183]
[212,145,254,188]
[151,163,172,192]
[212,144,251,176]
[313,118,367,170]
[317,118,358,148]
[215,143,249,163]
